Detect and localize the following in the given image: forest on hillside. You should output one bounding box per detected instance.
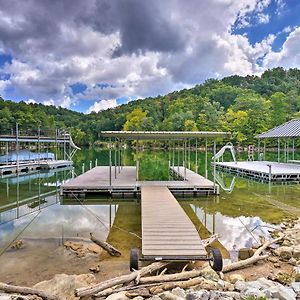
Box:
[1,67,300,146]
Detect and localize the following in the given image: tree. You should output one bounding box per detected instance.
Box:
[270,92,288,127]
[123,108,154,131]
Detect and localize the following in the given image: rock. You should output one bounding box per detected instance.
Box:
[86,243,102,255]
[241,288,266,299]
[228,274,245,284]
[288,257,297,266]
[33,273,96,300]
[292,245,300,260]
[274,262,281,268]
[132,297,144,300]
[275,271,294,285]
[186,290,209,300]
[216,279,225,290]
[224,281,235,291]
[199,266,219,281]
[10,240,24,249]
[257,277,275,289]
[275,246,293,260]
[89,264,100,273]
[148,296,161,300]
[171,287,185,298]
[159,291,183,300]
[291,282,300,293]
[209,290,235,300]
[107,292,129,300]
[294,267,300,282]
[238,248,254,260]
[267,285,296,300]
[268,256,279,263]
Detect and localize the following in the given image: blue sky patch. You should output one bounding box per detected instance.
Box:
[70,82,87,95]
[0,53,12,68]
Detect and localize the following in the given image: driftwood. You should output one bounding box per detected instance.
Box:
[0,282,61,300]
[75,261,169,297]
[222,235,284,273]
[94,269,203,297]
[90,233,121,256]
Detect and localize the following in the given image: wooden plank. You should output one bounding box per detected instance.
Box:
[141,186,206,258]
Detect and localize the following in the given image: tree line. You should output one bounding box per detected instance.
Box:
[1,67,300,146]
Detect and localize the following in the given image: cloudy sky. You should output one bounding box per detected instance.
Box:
[0,0,300,113]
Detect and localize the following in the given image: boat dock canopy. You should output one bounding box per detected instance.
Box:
[100,131,230,140]
[256,119,300,139]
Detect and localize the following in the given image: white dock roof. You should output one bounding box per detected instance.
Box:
[256,119,300,139]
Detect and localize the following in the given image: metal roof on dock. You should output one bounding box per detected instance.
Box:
[256,119,300,139]
[100,131,230,140]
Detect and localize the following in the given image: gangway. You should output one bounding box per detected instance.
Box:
[129,186,223,271]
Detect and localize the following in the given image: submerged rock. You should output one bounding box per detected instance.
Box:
[33,273,96,300]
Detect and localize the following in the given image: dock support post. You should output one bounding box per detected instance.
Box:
[188,139,191,170]
[263,140,266,161]
[268,164,272,182]
[118,138,121,173]
[292,139,295,161]
[184,139,187,180]
[257,140,260,160]
[195,138,198,174]
[114,138,117,179]
[109,138,112,187]
[205,138,208,179]
[177,141,179,173]
[284,140,287,163]
[16,123,19,174]
[278,139,280,163]
[213,140,216,194]
[287,140,289,162]
[136,140,139,181]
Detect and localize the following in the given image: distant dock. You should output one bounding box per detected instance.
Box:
[0,160,73,177]
[214,161,300,182]
[62,166,219,197]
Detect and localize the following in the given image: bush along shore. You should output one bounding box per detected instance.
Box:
[0,218,300,300]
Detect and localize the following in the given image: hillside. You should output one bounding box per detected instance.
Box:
[1,67,300,145]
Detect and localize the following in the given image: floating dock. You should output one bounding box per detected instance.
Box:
[141,185,206,259]
[0,160,73,177]
[214,161,300,182]
[62,166,218,197]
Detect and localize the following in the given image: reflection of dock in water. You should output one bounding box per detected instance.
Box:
[106,202,141,260]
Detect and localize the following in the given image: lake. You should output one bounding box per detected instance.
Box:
[0,147,299,285]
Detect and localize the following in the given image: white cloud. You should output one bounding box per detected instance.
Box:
[257,13,270,24]
[25,98,36,104]
[87,99,118,114]
[0,0,282,110]
[264,27,300,69]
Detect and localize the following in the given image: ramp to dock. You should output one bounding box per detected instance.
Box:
[141,186,206,259]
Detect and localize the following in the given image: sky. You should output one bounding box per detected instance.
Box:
[0,0,300,113]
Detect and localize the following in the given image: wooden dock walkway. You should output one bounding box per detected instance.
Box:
[214,161,300,182]
[141,186,206,259]
[62,166,218,197]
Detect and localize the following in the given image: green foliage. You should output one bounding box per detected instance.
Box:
[1,67,300,146]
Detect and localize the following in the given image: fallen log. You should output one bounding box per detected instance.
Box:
[223,235,284,273]
[75,261,169,297]
[90,233,121,257]
[138,269,202,284]
[0,282,61,300]
[94,270,203,298]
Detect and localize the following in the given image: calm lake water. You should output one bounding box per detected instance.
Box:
[0,147,299,284]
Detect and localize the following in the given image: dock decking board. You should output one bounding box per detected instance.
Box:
[141,186,206,258]
[62,166,218,196]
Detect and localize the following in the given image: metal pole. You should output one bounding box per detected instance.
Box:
[177,141,179,173]
[118,138,121,173]
[205,138,208,178]
[172,140,175,167]
[213,140,216,193]
[136,141,139,181]
[257,139,260,160]
[16,123,19,174]
[195,138,198,174]
[55,128,58,160]
[114,138,117,179]
[188,139,191,169]
[284,140,287,162]
[184,139,187,180]
[109,138,112,187]
[263,140,266,161]
[278,139,280,163]
[292,139,295,161]
[287,140,289,162]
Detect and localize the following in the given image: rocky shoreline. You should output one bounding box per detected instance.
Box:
[1,218,300,300]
